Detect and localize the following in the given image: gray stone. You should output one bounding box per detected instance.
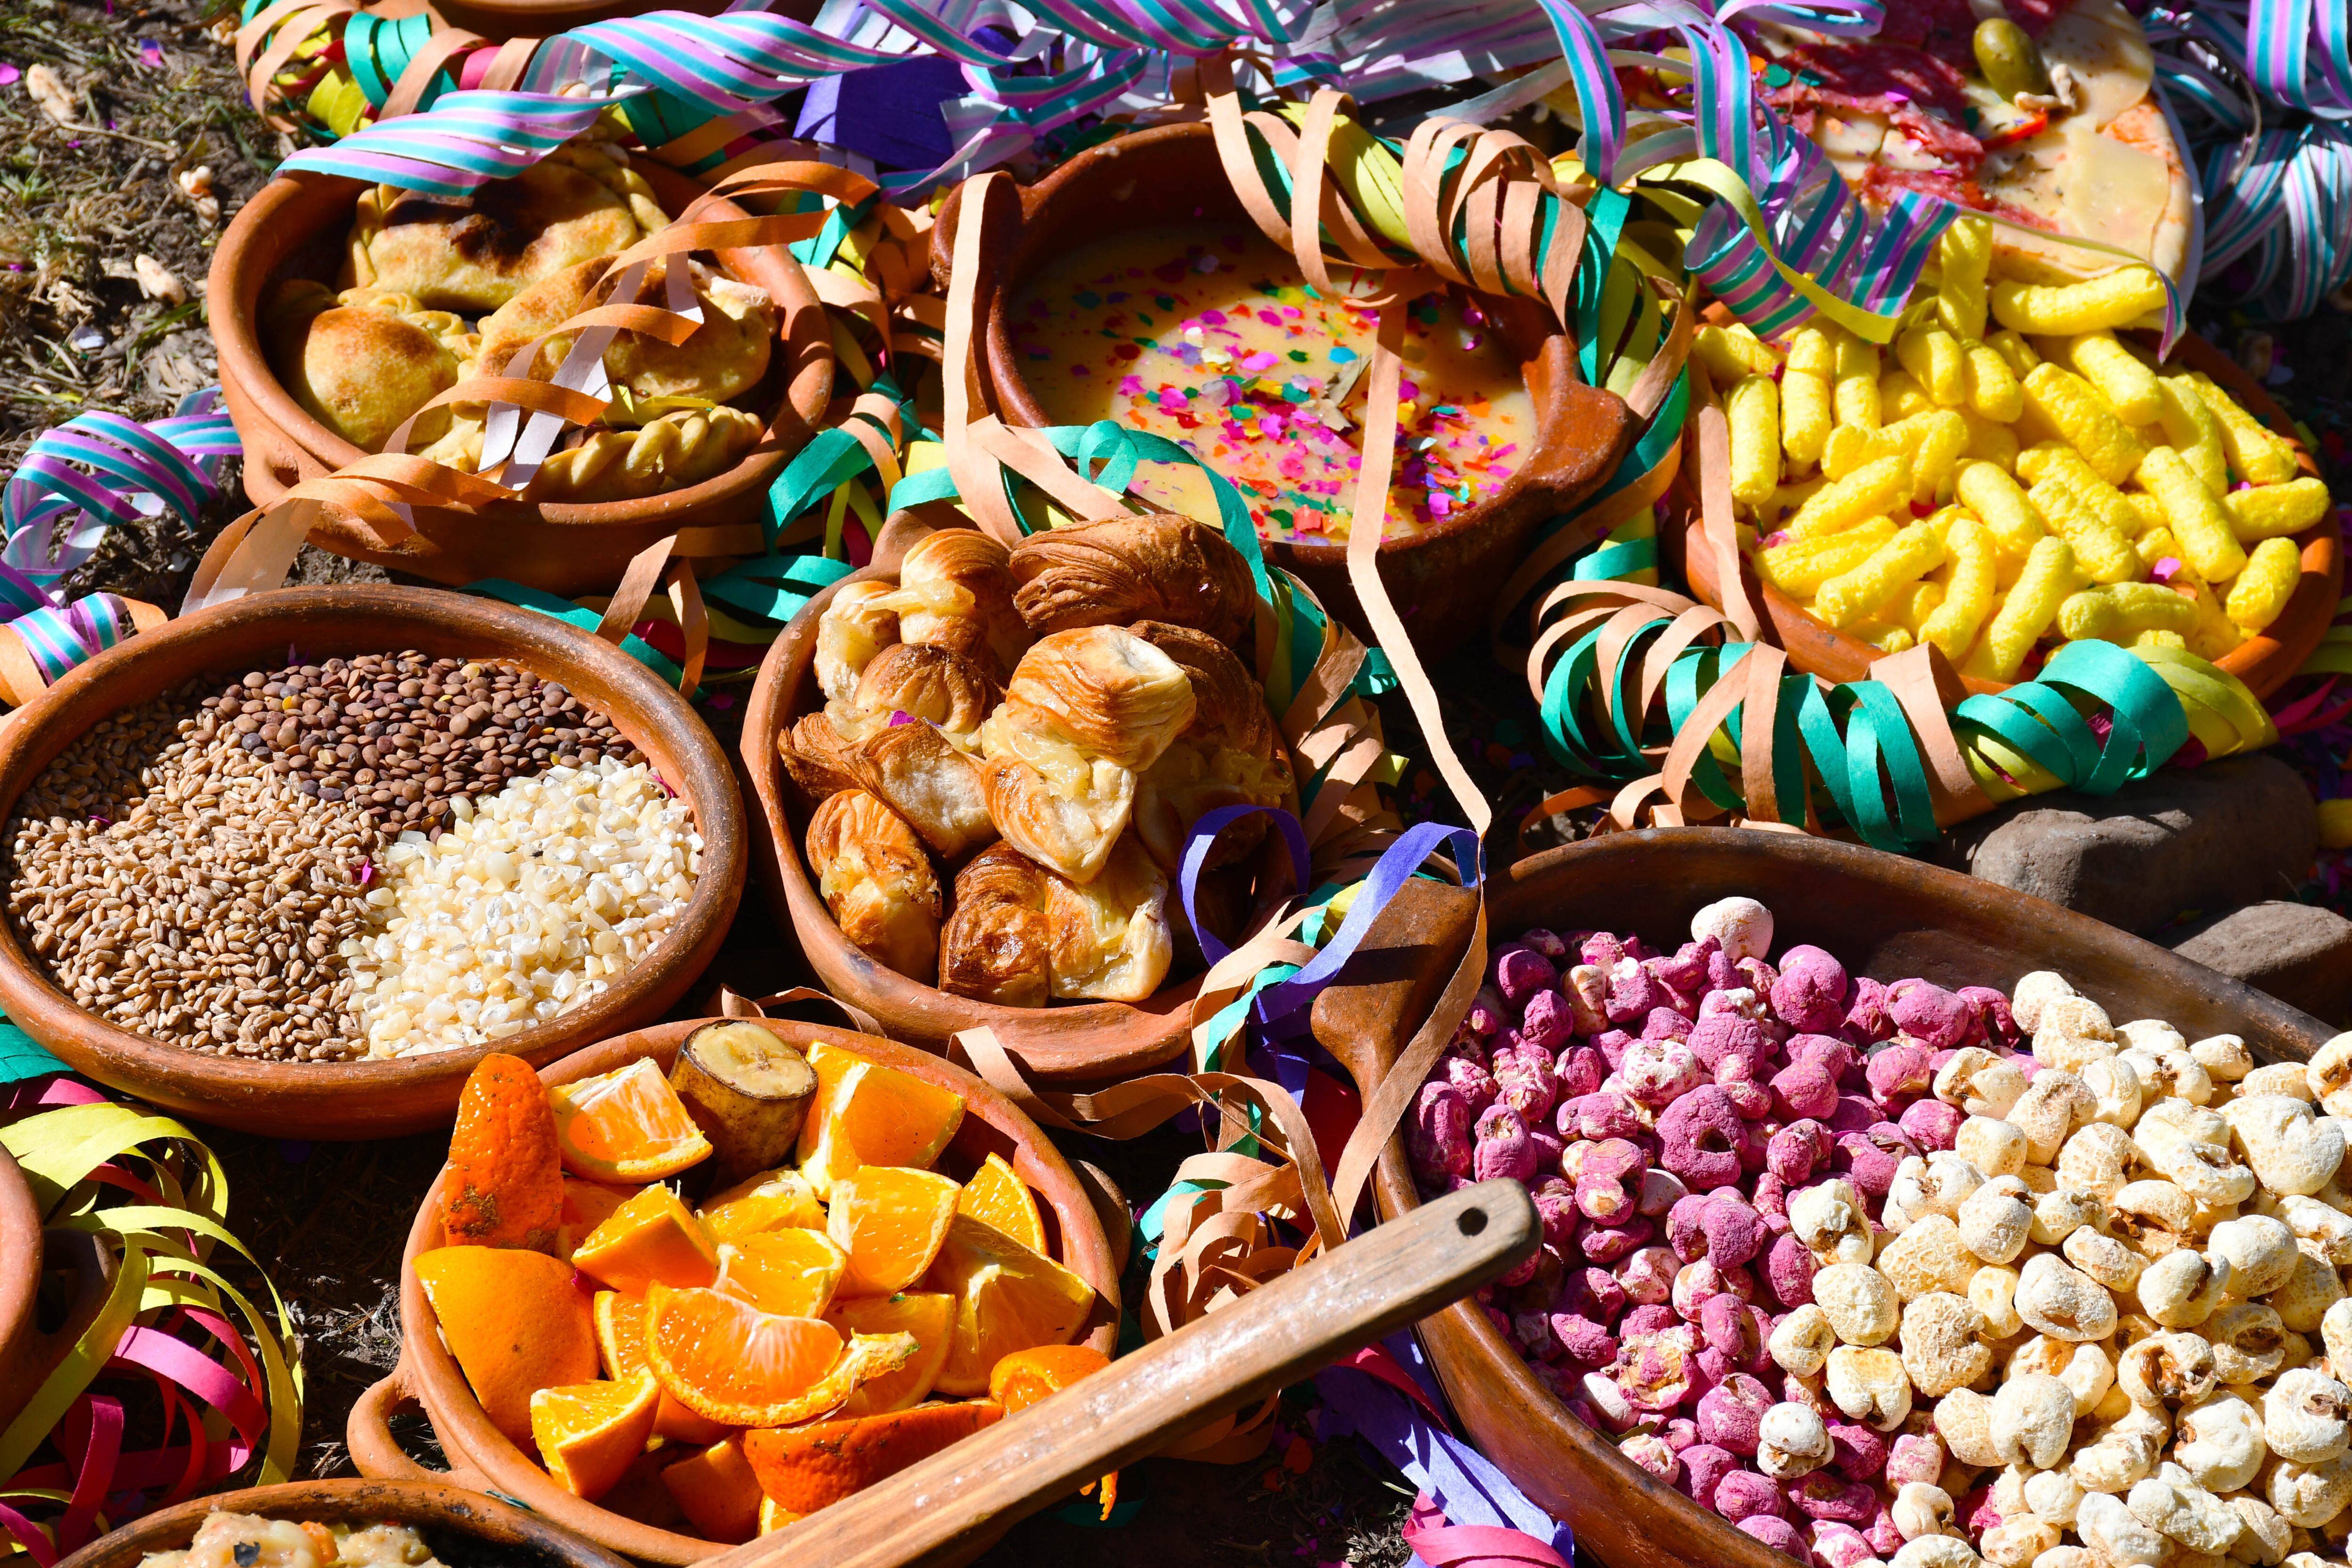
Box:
[1936,755,2317,934]
[2163,900,2352,1026]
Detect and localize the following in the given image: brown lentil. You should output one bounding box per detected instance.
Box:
[4,653,647,1062]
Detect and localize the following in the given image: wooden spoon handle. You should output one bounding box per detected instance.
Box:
[708,1178,1540,1568]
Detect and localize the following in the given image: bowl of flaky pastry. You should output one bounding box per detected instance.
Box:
[739,512,1301,1083]
[208,127,835,594]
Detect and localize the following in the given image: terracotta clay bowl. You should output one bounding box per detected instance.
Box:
[1677,325,2340,699]
[0,586,746,1138]
[208,157,835,594]
[933,121,1637,651]
[738,516,1299,1083]
[1321,829,2336,1568]
[0,1147,39,1406]
[348,1015,1123,1566]
[52,1478,635,1568]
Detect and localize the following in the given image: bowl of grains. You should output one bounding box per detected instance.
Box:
[0,585,745,1138]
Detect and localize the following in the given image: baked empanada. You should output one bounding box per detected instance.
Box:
[884,530,1031,678]
[343,147,665,314]
[471,255,774,415]
[1008,515,1256,648]
[937,837,1171,1005]
[805,788,939,980]
[521,406,764,503]
[264,281,472,451]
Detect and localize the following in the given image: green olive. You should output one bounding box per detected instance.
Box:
[1974,17,2052,99]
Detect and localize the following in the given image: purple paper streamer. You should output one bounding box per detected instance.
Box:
[1176,802,1312,968]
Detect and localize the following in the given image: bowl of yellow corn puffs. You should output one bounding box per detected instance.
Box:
[1677,223,2339,700]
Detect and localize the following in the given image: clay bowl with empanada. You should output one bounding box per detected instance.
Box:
[210,155,834,595]
[1675,313,2339,700]
[933,120,1637,652]
[740,514,1307,1086]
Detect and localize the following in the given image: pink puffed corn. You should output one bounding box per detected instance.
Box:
[1754,1174,1791,1232]
[1716,1469,1785,1520]
[1789,1035,1860,1081]
[1738,1515,1808,1559]
[1608,961,1663,1026]
[1956,985,2016,1047]
[1898,1098,1963,1152]
[1682,1443,1740,1504]
[1888,980,1972,1052]
[1467,985,1507,1037]
[1410,1082,1474,1179]
[1493,945,1557,1006]
[1662,1417,1700,1451]
[1624,1303,1678,1338]
[1692,1010,1770,1069]
[1521,928,1570,961]
[1825,1093,1877,1135]
[1699,1292,1768,1360]
[1557,1045,1605,1099]
[1772,1060,1841,1122]
[1576,1138,1650,1223]
[1617,1248,1678,1306]
[1843,977,1894,1044]
[1582,931,1627,971]
[1558,1089,1642,1142]
[1511,1309,1558,1360]
[1653,938,1718,996]
[1768,1120,1833,1185]
[1766,1232,1820,1308]
[1551,1312,1617,1368]
[1865,1044,1933,1108]
[1519,989,1574,1051]
[1624,1038,1704,1107]
[1674,1259,1757,1320]
[1698,1372,1774,1453]
[1721,1079,1775,1121]
[1620,1323,1700,1410]
[1473,1103,1538,1183]
[1623,1432,1682,1486]
[1564,1265,1627,1322]
[1700,1193,1770,1268]
[1772,947,1851,1034]
[1833,1129,1908,1200]
[1531,1180,1578,1250]
[1493,1040,1562,1123]
[1642,1005,1695,1042]
[1578,1214,1656,1264]
[1825,1423,1887,1481]
[1882,1433,1944,1490]
[1526,1124,1565,1175]
[1784,1471,1879,1524]
[1659,1086,1748,1190]
[1812,1522,1876,1568]
[1440,1052,1499,1114]
[1864,1508,1904,1557]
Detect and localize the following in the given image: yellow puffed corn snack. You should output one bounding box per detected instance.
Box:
[1990,266,2169,335]
[1962,343,2024,422]
[1936,219,1991,342]
[1757,517,1899,596]
[2225,535,2303,633]
[1785,325,1836,378]
[1953,460,2045,562]
[2020,363,2148,485]
[2123,492,2167,534]
[1898,324,1967,407]
[2168,564,2245,660]
[1986,329,2039,380]
[1822,423,1901,480]
[2023,447,2141,539]
[2223,475,2330,541]
[1919,516,1997,663]
[1832,326,1881,430]
[1765,475,1829,522]
[1782,365,1832,469]
[1787,454,1912,540]
[1965,535,2082,681]
[2054,581,2198,642]
[1880,370,1934,422]
[2025,470,2138,585]
[2136,525,2181,568]
[1695,323,1780,386]
[1728,374,1780,507]
[1892,409,1969,504]
[1817,523,1948,629]
[1959,411,2019,470]
[2136,445,2248,582]
[1894,580,1946,634]
[2188,372,2298,485]
[2153,374,2227,496]
[2036,330,2161,426]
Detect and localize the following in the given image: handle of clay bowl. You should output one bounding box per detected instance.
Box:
[347,1357,490,1489]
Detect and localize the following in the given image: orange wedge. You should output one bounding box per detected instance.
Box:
[955,1152,1047,1254]
[572,1184,719,1293]
[591,1289,730,1444]
[530,1367,661,1500]
[989,1343,1111,1411]
[699,1167,826,1243]
[757,1498,799,1534]
[661,1434,764,1543]
[922,1215,1096,1396]
[552,1059,713,1182]
[415,1245,599,1445]
[743,1401,1002,1514]
[826,1292,954,1415]
[826,1167,962,1297]
[716,1228,847,1319]
[644,1284,918,1427]
[442,1052,564,1252]
[559,1178,638,1259]
[796,1047,965,1199]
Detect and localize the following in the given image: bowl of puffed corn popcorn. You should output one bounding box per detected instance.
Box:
[1677,226,2340,701]
[1369,830,2341,1568]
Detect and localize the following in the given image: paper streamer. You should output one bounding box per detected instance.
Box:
[0,1076,301,1565]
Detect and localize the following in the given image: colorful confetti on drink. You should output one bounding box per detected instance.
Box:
[1008,225,1536,543]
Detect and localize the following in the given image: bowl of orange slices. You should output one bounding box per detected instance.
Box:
[349,1017,1122,1565]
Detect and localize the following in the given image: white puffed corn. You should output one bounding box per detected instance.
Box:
[1940,1048,2030,1119]
[348,759,702,1057]
[2243,1061,2319,1102]
[2016,1252,2120,1342]
[2192,1034,2255,1081]
[2030,1188,2103,1246]
[2125,1474,2242,1555]
[2272,1196,2352,1266]
[2304,1034,2352,1118]
[2009,1336,2114,1416]
[2175,1393,2268,1493]
[2122,1040,2215,1105]
[1758,1401,1836,1477]
[1828,1344,1915,1430]
[2063,1225,2152,1291]
[2057,1122,2136,1201]
[2262,1368,2352,1465]
[1980,1516,2061,1568]
[1891,1537,1984,1568]
[1819,1262,1903,1345]
[2117,1331,2220,1408]
[2078,1489,2170,1565]
[2272,1251,2348,1332]
[2010,971,2080,1034]
[2010,1072,2098,1165]
[1957,1118,2031,1178]
[1792,1178,1878,1264]
[2266,1450,2352,1527]
[2207,1302,2288,1384]
[1959,1177,2035,1265]
[1972,1264,2026,1337]
[1903,1292,1994,1396]
[1773,1303,1839,1376]
[1895,1481,1962,1541]
[1882,1214,1983,1300]
[2137,1100,2258,1207]
[1992,1373,2080,1468]
[2139,1250,2234,1327]
[2081,1055,2143,1129]
[2320,1297,2352,1374]
[2223,1096,2346,1196]
[1937,1386,2002,1466]
[1690,895,1774,962]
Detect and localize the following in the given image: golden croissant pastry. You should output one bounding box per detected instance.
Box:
[816,581,901,705]
[843,720,998,861]
[850,643,1001,738]
[470,255,775,416]
[264,282,471,452]
[884,530,1032,678]
[1126,621,1291,873]
[805,788,939,980]
[938,838,1171,1005]
[989,627,1197,772]
[778,711,862,806]
[1008,515,1257,648]
[343,143,666,314]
